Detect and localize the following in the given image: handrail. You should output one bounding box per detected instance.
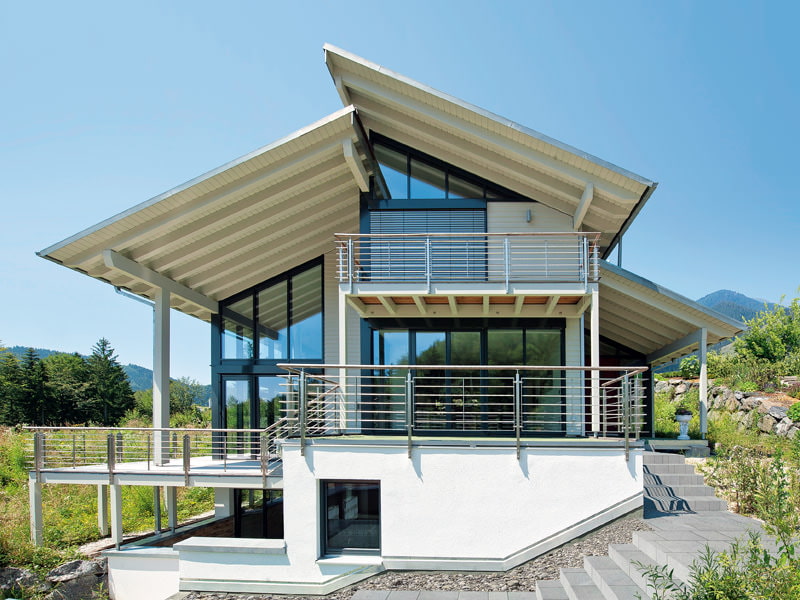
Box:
[335,232,602,239]
[280,363,648,374]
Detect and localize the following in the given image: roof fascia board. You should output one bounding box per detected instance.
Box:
[103,250,219,313]
[323,43,656,189]
[602,182,659,260]
[599,260,744,333]
[38,106,360,259]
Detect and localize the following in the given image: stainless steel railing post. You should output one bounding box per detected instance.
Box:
[182,434,191,486]
[622,373,630,462]
[406,371,414,459]
[514,371,522,459]
[107,434,115,486]
[425,237,432,293]
[299,370,307,456]
[504,237,510,292]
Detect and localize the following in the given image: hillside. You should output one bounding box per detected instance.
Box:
[5,346,210,397]
[696,289,780,323]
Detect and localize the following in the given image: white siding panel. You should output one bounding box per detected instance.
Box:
[487,202,572,233]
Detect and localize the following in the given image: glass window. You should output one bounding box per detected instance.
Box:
[235,489,283,539]
[221,298,254,359]
[324,481,380,552]
[224,377,251,452]
[524,329,563,433]
[289,265,323,359]
[375,145,408,199]
[257,281,287,359]
[410,158,446,199]
[448,174,484,199]
[258,376,285,428]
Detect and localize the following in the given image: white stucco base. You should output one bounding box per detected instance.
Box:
[104,440,643,598]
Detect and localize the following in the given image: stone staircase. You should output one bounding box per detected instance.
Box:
[532,451,764,600]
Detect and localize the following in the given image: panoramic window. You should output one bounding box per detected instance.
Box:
[323,481,380,553]
[219,259,323,362]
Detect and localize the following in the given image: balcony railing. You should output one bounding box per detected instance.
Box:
[335,232,601,290]
[279,363,647,460]
[24,423,292,482]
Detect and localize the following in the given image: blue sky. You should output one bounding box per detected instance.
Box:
[1,1,797,384]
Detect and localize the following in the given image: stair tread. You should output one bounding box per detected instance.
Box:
[583,556,644,600]
[559,568,605,600]
[535,579,569,600]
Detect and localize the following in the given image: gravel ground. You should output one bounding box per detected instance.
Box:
[183,514,651,600]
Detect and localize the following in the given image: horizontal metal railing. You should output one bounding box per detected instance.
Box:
[335,232,601,289]
[24,421,293,482]
[278,363,647,459]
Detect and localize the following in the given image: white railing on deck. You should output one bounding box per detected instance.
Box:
[335,232,601,289]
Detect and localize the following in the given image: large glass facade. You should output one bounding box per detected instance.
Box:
[367,323,564,434]
[219,259,322,364]
[323,481,380,553]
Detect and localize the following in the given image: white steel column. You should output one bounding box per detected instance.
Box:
[590,285,600,434]
[166,486,178,532]
[214,488,235,519]
[29,476,43,545]
[154,287,171,465]
[110,484,123,549]
[98,485,110,536]
[338,287,354,432]
[699,327,708,438]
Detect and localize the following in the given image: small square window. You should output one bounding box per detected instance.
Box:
[322,481,380,553]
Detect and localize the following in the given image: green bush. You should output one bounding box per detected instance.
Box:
[679,355,700,378]
[787,401,800,422]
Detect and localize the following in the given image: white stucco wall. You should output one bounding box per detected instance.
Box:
[282,440,641,570]
[106,548,179,600]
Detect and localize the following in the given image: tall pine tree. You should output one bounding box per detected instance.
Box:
[20,348,49,425]
[0,347,23,425]
[85,338,134,425]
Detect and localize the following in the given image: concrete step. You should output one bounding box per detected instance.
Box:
[644,495,728,514]
[643,463,696,475]
[642,451,685,465]
[583,555,643,600]
[607,544,663,591]
[643,471,705,486]
[559,568,605,600]
[645,483,716,497]
[535,579,570,600]
[631,530,735,583]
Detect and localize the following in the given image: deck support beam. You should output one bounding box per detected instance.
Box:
[110,484,123,549]
[154,287,171,466]
[98,485,110,536]
[214,489,235,518]
[590,285,600,434]
[699,327,708,439]
[29,476,43,545]
[166,486,178,532]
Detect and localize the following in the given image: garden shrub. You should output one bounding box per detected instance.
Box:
[679,355,700,378]
[787,401,800,422]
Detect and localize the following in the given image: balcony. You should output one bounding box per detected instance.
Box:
[336,233,600,317]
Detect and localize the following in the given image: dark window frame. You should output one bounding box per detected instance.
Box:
[321,480,381,556]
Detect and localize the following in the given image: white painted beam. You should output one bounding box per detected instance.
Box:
[590,286,600,434]
[514,295,525,315]
[342,139,369,192]
[576,295,592,315]
[545,295,560,316]
[29,476,42,545]
[573,183,594,230]
[412,295,427,315]
[645,329,703,365]
[378,295,397,315]
[98,485,110,536]
[482,296,490,315]
[166,486,178,532]
[699,328,708,438]
[103,250,218,313]
[110,484,123,549]
[448,296,458,316]
[153,287,171,466]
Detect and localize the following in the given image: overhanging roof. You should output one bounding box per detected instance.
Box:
[38,107,368,321]
[597,260,743,363]
[324,44,657,256]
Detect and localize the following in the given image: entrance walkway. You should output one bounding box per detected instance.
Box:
[353,451,768,600]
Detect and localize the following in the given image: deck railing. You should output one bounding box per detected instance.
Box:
[335,232,601,290]
[278,364,647,460]
[24,421,292,482]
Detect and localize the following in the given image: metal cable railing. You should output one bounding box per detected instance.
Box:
[335,232,601,289]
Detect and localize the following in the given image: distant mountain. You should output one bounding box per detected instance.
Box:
[696,290,780,323]
[4,346,210,399]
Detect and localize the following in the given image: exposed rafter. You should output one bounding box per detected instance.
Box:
[573,183,594,230]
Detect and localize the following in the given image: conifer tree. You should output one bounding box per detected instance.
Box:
[84,338,134,425]
[0,347,23,425]
[20,348,48,425]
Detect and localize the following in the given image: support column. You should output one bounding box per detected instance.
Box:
[153,486,162,533]
[98,485,110,537]
[110,484,123,549]
[154,287,171,465]
[214,488,235,519]
[338,287,353,432]
[166,486,178,532]
[590,285,600,434]
[29,476,43,545]
[699,327,708,439]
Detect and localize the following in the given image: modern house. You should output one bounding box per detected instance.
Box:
[30,45,743,600]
